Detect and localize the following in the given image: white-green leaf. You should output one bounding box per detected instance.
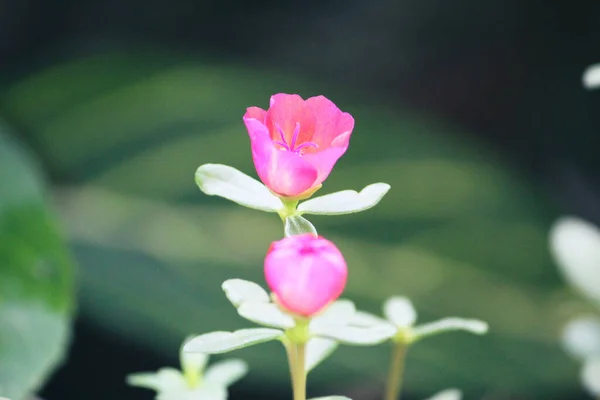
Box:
[350,310,390,328]
[313,324,397,345]
[237,302,295,329]
[204,359,248,387]
[195,164,284,212]
[411,318,488,341]
[383,297,417,328]
[180,336,209,375]
[305,338,338,373]
[424,389,462,400]
[184,328,283,354]
[309,300,356,332]
[550,217,600,304]
[582,357,600,396]
[297,183,390,215]
[284,215,317,237]
[127,368,186,392]
[562,316,600,360]
[222,279,270,308]
[583,63,600,90]
[309,396,352,400]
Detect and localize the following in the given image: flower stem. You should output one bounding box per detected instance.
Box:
[292,343,307,400]
[384,341,407,400]
[284,340,298,395]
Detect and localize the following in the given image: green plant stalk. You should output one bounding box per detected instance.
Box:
[292,343,307,400]
[284,340,298,395]
[384,341,407,400]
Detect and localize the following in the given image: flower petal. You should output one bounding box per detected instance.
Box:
[244,106,267,124]
[245,117,318,196]
[302,146,347,186]
[265,93,315,145]
[305,95,354,148]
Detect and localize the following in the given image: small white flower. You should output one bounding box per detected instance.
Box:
[127,338,247,400]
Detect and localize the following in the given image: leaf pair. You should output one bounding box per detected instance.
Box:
[195,164,390,233]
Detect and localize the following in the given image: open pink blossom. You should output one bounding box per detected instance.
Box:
[243,93,354,197]
[264,234,348,317]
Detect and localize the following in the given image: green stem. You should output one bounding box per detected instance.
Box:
[384,341,407,400]
[284,340,298,395]
[292,343,307,400]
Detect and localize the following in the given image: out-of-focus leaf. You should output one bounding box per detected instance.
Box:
[0,127,75,399]
[305,338,338,373]
[383,297,417,328]
[222,279,270,308]
[184,329,284,354]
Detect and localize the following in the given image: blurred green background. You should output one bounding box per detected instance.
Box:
[1,1,599,399]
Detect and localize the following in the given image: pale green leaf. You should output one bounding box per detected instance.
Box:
[126,368,186,392]
[180,336,209,376]
[222,279,270,308]
[305,338,338,373]
[183,328,283,354]
[284,215,317,237]
[313,324,396,345]
[383,296,417,328]
[583,63,600,90]
[237,302,295,329]
[550,217,600,304]
[195,164,283,212]
[562,316,600,360]
[582,357,600,396]
[412,318,488,341]
[309,300,356,332]
[350,310,390,328]
[204,359,248,387]
[424,389,462,400]
[297,183,390,215]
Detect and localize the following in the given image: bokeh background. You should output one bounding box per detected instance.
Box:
[1,0,600,399]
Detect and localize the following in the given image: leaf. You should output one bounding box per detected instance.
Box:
[297,183,390,215]
[424,389,462,400]
[309,300,356,332]
[237,302,295,329]
[0,128,75,399]
[222,279,270,308]
[180,340,209,375]
[583,63,600,90]
[550,217,600,304]
[383,297,417,328]
[582,358,600,396]
[312,324,397,346]
[305,338,338,373]
[562,316,600,361]
[195,164,283,212]
[284,215,317,237]
[349,310,390,328]
[204,359,248,387]
[126,368,186,392]
[411,318,489,341]
[183,328,283,354]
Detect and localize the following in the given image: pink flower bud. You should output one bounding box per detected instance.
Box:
[243,93,354,198]
[264,234,348,317]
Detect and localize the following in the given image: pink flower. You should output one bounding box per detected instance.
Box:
[264,234,348,317]
[243,93,354,198]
